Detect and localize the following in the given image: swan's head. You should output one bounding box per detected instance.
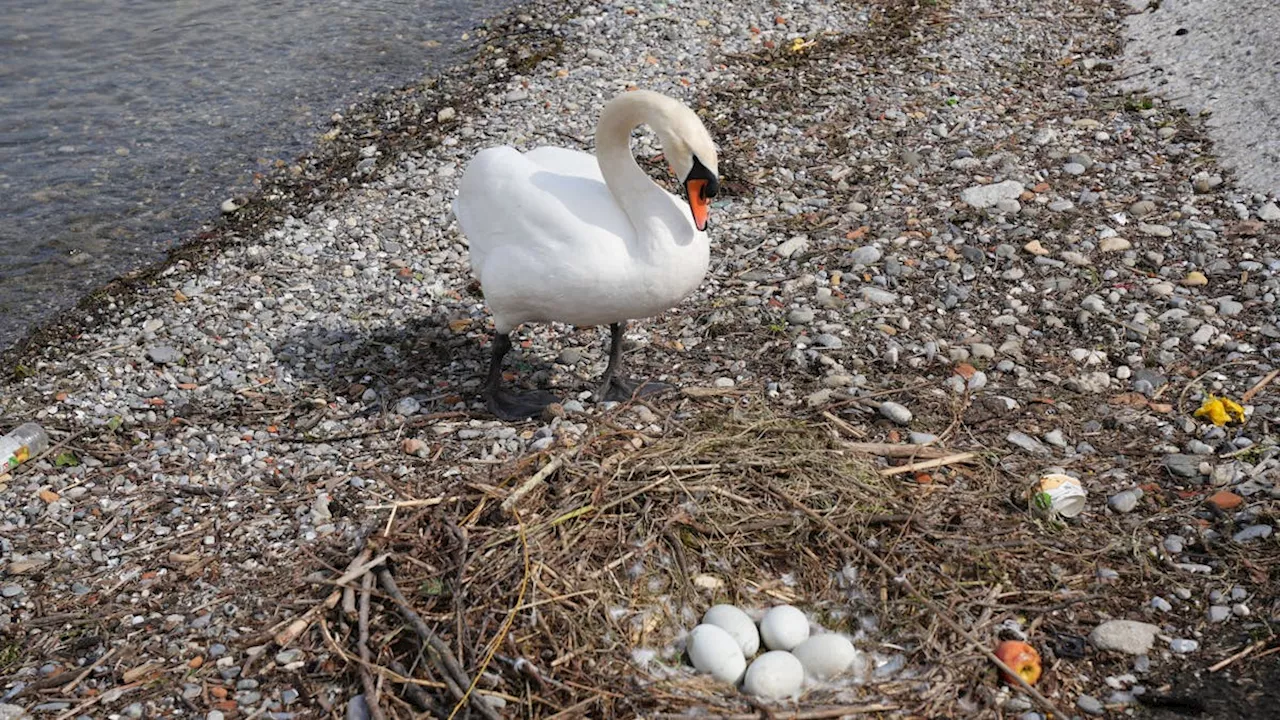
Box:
[658,106,720,232]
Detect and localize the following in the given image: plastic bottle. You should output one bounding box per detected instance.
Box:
[0,423,50,470]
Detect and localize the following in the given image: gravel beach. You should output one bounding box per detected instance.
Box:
[3,0,1278,717]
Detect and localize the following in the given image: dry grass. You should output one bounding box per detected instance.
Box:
[303,397,1108,718]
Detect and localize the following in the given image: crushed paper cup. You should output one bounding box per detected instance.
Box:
[1030,472,1087,518]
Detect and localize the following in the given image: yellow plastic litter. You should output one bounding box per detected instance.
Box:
[1194,394,1246,426]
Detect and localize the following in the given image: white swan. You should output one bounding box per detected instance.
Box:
[453,89,720,420]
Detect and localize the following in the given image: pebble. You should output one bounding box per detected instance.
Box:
[1232,524,1273,542]
[1207,605,1231,623]
[1150,596,1173,612]
[1007,431,1050,456]
[395,397,420,416]
[848,246,882,266]
[1090,620,1158,655]
[1100,237,1132,252]
[1077,695,1104,716]
[1108,489,1141,514]
[879,402,912,425]
[1164,454,1203,479]
[1,584,23,598]
[1259,202,1280,221]
[961,180,1024,208]
[860,287,898,305]
[147,345,182,364]
[787,308,815,324]
[1162,535,1184,554]
[1169,639,1199,654]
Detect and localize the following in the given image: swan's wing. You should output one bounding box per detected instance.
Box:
[454,145,634,282]
[523,146,604,182]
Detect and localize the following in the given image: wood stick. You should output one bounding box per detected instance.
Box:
[59,646,117,694]
[770,487,1069,719]
[878,451,978,476]
[841,441,954,459]
[502,451,572,512]
[821,411,866,439]
[1242,368,1280,403]
[273,551,387,646]
[375,567,501,720]
[1208,638,1269,672]
[357,572,387,720]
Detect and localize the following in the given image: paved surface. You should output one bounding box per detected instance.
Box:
[1121,0,1280,197]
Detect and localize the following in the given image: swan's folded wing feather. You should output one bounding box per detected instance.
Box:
[455,146,634,283]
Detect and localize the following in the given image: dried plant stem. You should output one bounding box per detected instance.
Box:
[771,487,1068,719]
[878,451,977,476]
[357,572,387,720]
[1208,638,1270,672]
[273,551,388,646]
[446,511,532,720]
[1242,368,1279,403]
[375,567,502,720]
[503,449,576,512]
[840,441,954,459]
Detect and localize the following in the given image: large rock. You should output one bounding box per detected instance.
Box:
[1089,620,1158,655]
[960,180,1024,209]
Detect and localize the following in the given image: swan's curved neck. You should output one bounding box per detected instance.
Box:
[595,93,678,242]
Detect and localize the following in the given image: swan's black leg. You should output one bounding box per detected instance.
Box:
[596,322,674,402]
[484,333,560,421]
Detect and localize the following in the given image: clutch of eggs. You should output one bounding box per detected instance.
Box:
[685,603,862,699]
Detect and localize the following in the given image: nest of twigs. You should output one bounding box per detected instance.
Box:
[305,400,1149,719]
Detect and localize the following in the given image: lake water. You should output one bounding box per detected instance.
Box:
[0,0,508,348]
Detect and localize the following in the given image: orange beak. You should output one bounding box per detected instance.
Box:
[686,178,711,231]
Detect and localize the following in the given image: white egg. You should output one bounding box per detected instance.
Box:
[790,633,860,679]
[759,605,810,651]
[686,624,746,684]
[743,651,805,700]
[702,604,760,656]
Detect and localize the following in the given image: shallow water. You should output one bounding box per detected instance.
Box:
[0,0,508,348]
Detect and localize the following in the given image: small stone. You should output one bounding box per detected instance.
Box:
[1042,429,1068,448]
[1206,490,1243,510]
[147,345,182,365]
[1139,223,1173,237]
[436,107,457,122]
[1207,605,1231,623]
[961,180,1024,209]
[879,402,912,425]
[776,235,809,258]
[860,287,898,305]
[1232,603,1251,617]
[815,333,843,349]
[848,245,882,266]
[1,584,23,598]
[557,347,583,365]
[1063,162,1086,176]
[1090,620,1159,655]
[1100,237,1132,252]
[1007,431,1051,456]
[1183,271,1208,286]
[1130,200,1157,216]
[1077,695,1104,716]
[713,377,736,388]
[805,389,833,407]
[1150,596,1173,612]
[1232,524,1273,542]
[1169,638,1199,654]
[1023,240,1051,256]
[787,308,815,324]
[1258,202,1280,222]
[1163,535,1185,554]
[395,396,421,416]
[1164,454,1203,478]
[220,199,239,214]
[1108,490,1141,514]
